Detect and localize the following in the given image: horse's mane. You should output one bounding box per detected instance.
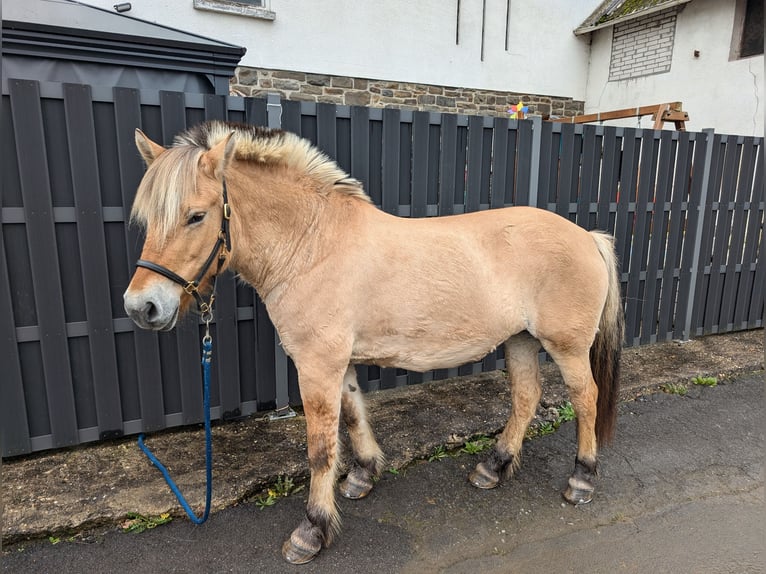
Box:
[131,120,369,242]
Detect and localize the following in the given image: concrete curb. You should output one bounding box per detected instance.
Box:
[3,329,763,544]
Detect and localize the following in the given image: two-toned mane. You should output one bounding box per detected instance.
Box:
[124,120,624,565]
[131,122,368,244]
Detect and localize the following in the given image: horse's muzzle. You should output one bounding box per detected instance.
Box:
[123,284,180,331]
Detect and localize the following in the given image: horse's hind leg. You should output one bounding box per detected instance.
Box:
[469,332,541,489]
[339,366,385,500]
[545,345,599,505]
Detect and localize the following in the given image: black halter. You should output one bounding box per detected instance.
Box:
[135,178,232,320]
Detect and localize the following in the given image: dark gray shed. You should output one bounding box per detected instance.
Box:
[2,0,246,94]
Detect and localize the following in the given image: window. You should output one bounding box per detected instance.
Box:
[193,0,275,21]
[731,0,763,59]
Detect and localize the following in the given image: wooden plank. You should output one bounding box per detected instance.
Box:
[113,86,166,432]
[465,115,483,212]
[316,102,337,159]
[9,79,79,448]
[63,83,124,438]
[704,135,739,333]
[160,91,203,424]
[735,140,763,328]
[749,210,766,327]
[628,131,657,345]
[490,117,509,210]
[411,111,429,218]
[690,133,722,335]
[557,123,578,221]
[254,298,277,409]
[350,106,371,192]
[579,124,599,228]
[381,107,400,216]
[378,107,399,387]
[536,121,554,209]
[551,102,683,125]
[245,97,268,127]
[514,119,531,206]
[719,137,755,329]
[597,126,619,232]
[204,95,241,419]
[641,130,673,343]
[438,113,458,215]
[0,233,31,456]
[659,133,688,339]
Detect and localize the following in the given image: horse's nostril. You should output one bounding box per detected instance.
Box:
[144,301,159,322]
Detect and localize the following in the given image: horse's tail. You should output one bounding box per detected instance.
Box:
[589,231,624,446]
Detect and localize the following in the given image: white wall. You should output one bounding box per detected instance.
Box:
[584,0,764,136]
[84,0,591,99]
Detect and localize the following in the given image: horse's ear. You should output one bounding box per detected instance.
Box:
[203,131,237,179]
[135,129,166,167]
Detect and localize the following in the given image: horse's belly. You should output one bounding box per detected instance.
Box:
[351,335,505,372]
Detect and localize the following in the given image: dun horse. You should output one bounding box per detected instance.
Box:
[124,121,624,564]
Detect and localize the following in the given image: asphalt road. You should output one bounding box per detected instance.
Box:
[4,372,763,574]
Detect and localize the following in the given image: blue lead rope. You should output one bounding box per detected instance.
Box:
[137,334,214,525]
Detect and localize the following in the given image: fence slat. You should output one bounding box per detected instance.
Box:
[735,141,764,327]
[411,111,430,218]
[438,113,458,216]
[113,86,166,433]
[10,79,79,448]
[159,91,204,424]
[465,115,484,213]
[659,132,689,338]
[720,137,754,329]
[64,83,124,437]
[615,129,639,340]
[204,95,242,419]
[490,117,509,209]
[0,240,31,455]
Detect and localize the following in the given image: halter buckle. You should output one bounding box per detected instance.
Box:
[223,203,231,220]
[184,281,199,295]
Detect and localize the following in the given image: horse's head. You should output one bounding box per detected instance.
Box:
[123,128,236,331]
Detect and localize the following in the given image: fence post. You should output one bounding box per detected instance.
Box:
[265,93,295,420]
[528,115,542,207]
[683,128,716,341]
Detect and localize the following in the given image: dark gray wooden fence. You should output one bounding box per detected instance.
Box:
[2,79,763,457]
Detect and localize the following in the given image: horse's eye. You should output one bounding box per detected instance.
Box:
[187,212,206,225]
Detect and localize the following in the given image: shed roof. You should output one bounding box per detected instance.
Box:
[575,0,694,35]
[2,0,246,93]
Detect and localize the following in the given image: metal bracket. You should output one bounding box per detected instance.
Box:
[268,405,297,422]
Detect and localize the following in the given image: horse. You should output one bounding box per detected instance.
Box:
[123,120,624,564]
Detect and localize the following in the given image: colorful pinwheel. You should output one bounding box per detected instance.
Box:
[509,101,529,119]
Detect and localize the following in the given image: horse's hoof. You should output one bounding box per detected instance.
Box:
[339,472,374,499]
[562,483,594,505]
[282,535,321,565]
[468,462,500,490]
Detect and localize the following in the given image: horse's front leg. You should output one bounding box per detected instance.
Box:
[282,363,344,565]
[339,366,385,500]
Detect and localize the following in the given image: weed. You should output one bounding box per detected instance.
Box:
[460,435,494,455]
[121,512,172,534]
[48,536,61,545]
[661,383,688,395]
[387,467,401,476]
[428,445,450,462]
[692,376,717,387]
[537,422,556,436]
[557,402,576,422]
[254,475,305,510]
